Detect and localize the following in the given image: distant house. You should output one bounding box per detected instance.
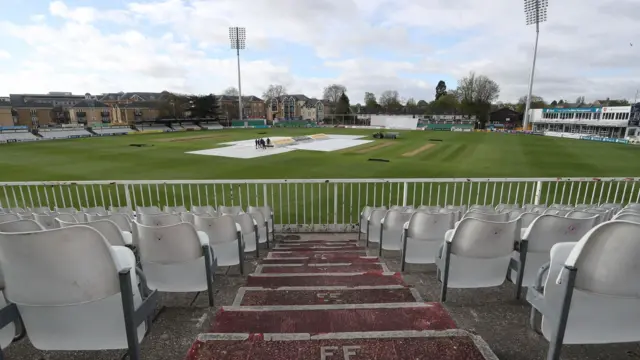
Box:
[489,108,522,129]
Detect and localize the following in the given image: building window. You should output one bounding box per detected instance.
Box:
[29,109,37,116]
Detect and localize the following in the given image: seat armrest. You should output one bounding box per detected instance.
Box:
[403,221,410,230]
[197,231,210,247]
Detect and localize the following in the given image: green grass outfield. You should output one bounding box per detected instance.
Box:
[1,129,639,222]
[1,128,640,181]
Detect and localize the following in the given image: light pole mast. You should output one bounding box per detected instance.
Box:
[229,27,246,122]
[522,0,548,130]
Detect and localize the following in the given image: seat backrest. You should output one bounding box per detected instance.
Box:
[382,209,411,230]
[34,213,60,229]
[165,206,187,214]
[625,203,640,211]
[219,206,243,216]
[0,226,120,305]
[496,203,519,212]
[507,208,525,220]
[524,214,597,253]
[29,207,52,214]
[531,206,546,214]
[109,206,133,216]
[613,213,640,223]
[194,214,238,245]
[192,205,216,216]
[137,206,162,215]
[137,222,202,264]
[543,208,570,216]
[138,213,182,226]
[234,213,255,234]
[83,220,127,246]
[360,206,374,222]
[407,212,454,240]
[0,219,44,232]
[417,206,441,212]
[8,208,26,214]
[82,207,107,216]
[55,207,78,214]
[517,212,539,228]
[249,209,267,227]
[0,213,19,223]
[463,211,508,222]
[16,212,34,220]
[367,209,387,230]
[248,206,272,220]
[566,210,600,223]
[390,205,403,210]
[56,214,78,224]
[87,213,132,231]
[450,218,521,258]
[469,205,494,212]
[565,221,640,297]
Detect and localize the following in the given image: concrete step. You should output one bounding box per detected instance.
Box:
[255,263,388,274]
[232,285,421,306]
[261,256,379,264]
[246,272,405,287]
[267,250,367,258]
[210,303,456,333]
[187,330,498,360]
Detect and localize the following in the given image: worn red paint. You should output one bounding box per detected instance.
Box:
[240,288,416,306]
[260,263,384,273]
[246,273,406,287]
[186,335,487,360]
[262,256,379,264]
[275,245,365,251]
[279,240,358,245]
[211,304,456,333]
[267,250,367,258]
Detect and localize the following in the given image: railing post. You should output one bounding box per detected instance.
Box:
[124,184,133,211]
[534,181,543,205]
[333,183,338,225]
[263,184,268,207]
[402,182,408,206]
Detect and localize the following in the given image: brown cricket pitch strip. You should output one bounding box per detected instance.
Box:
[354,141,395,154]
[154,134,229,142]
[402,143,436,157]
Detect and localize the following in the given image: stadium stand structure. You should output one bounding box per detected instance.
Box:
[38,128,92,139]
[91,125,135,136]
[0,127,38,143]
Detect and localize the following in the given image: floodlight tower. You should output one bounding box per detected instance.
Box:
[522,0,548,131]
[229,27,246,121]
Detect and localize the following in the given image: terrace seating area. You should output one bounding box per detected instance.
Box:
[361,202,640,360]
[91,126,135,136]
[38,128,92,139]
[200,123,223,130]
[0,130,37,143]
[2,178,640,360]
[136,125,171,132]
[0,203,274,360]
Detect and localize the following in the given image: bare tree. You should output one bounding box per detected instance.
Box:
[455,72,500,104]
[379,90,400,110]
[262,84,287,102]
[223,87,239,96]
[323,84,347,104]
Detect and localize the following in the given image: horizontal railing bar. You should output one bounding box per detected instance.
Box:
[0,177,637,187]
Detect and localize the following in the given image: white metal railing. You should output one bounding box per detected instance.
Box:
[0,178,638,232]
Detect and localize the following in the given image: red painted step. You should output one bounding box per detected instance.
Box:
[262,256,379,264]
[279,240,358,245]
[246,272,405,287]
[237,287,418,306]
[267,250,367,258]
[258,263,385,274]
[186,331,492,360]
[211,304,456,333]
[275,245,365,251]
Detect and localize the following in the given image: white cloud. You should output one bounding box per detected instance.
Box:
[0,50,10,59]
[0,0,639,104]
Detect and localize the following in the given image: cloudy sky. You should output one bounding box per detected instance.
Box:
[0,0,638,104]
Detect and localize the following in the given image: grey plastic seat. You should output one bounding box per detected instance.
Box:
[0,226,158,360]
[59,220,132,247]
[437,218,521,302]
[461,211,508,223]
[613,213,640,223]
[567,210,602,224]
[6,208,25,214]
[55,214,78,227]
[248,209,270,249]
[87,213,133,232]
[136,206,162,215]
[527,221,640,360]
[507,208,525,220]
[366,209,386,247]
[137,213,181,227]
[34,213,60,230]
[543,208,571,217]
[509,214,597,298]
[0,214,19,224]
[496,203,520,212]
[516,212,539,230]
[401,212,455,270]
[390,205,404,210]
[359,206,386,241]
[219,206,243,216]
[137,222,216,306]
[247,206,274,240]
[55,207,78,215]
[624,203,640,211]
[82,207,108,216]
[379,209,413,256]
[164,206,187,214]
[234,213,261,257]
[417,205,441,212]
[443,205,465,221]
[469,205,495,213]
[109,207,134,217]
[29,207,52,215]
[192,206,216,216]
[194,215,244,274]
[0,220,43,232]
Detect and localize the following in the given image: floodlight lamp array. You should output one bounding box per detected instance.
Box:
[229,27,246,49]
[524,0,548,25]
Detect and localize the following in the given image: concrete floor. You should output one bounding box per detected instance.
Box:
[4,233,640,360]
